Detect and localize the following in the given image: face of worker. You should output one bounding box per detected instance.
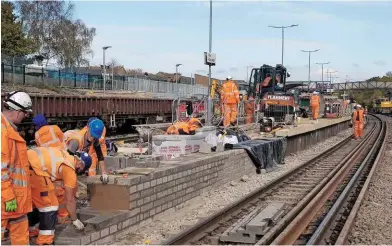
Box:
[276,75,281,83]
[86,129,99,143]
[74,158,86,175]
[13,110,29,125]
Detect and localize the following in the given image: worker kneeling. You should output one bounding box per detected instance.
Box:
[166,118,202,135]
[27,147,91,245]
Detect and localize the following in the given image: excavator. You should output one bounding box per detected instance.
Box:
[246,64,303,132]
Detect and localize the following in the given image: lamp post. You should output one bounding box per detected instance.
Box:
[301,49,320,83]
[175,63,182,97]
[206,0,213,125]
[315,62,330,83]
[102,46,112,93]
[268,24,298,66]
[326,70,337,93]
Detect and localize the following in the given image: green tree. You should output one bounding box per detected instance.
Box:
[16,1,95,68]
[1,1,36,58]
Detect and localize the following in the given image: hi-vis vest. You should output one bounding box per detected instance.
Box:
[35,125,65,149]
[1,114,31,219]
[310,95,320,107]
[221,81,240,104]
[27,147,75,182]
[353,109,364,123]
[65,127,107,169]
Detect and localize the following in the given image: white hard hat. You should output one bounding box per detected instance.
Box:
[4,91,33,112]
[226,76,233,80]
[313,91,318,94]
[356,104,362,108]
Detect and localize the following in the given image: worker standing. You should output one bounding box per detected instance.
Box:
[352,104,365,140]
[221,76,240,127]
[27,148,91,245]
[310,91,321,121]
[1,91,33,245]
[66,118,109,184]
[33,114,65,149]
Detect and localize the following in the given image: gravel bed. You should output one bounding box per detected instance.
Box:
[348,118,392,244]
[114,128,353,245]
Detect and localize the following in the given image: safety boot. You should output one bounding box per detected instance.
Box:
[29,224,39,237]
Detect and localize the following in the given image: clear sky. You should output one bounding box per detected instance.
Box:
[73,0,392,82]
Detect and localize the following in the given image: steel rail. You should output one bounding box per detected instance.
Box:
[255,118,379,245]
[266,116,383,245]
[334,118,389,245]
[163,124,366,245]
[306,116,386,245]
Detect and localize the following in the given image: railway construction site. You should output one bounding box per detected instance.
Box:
[2,1,392,245]
[3,79,392,245]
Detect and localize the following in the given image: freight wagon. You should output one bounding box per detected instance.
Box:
[1,93,201,143]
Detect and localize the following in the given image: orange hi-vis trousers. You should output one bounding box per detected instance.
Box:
[55,181,70,223]
[223,103,238,127]
[311,105,319,120]
[354,121,364,139]
[1,214,29,245]
[30,170,59,245]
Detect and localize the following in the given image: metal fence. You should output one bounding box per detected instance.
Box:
[1,63,208,99]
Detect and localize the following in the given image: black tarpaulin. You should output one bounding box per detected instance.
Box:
[227,137,287,173]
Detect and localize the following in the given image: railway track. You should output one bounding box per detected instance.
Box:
[164,114,388,245]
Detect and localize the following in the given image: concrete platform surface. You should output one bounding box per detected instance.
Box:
[275,116,350,137]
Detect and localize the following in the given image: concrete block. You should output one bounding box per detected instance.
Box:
[109,224,118,234]
[104,156,128,173]
[84,210,130,230]
[130,208,140,217]
[122,219,130,229]
[91,231,100,242]
[130,192,141,201]
[100,227,109,237]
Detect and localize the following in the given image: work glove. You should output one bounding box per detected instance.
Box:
[72,219,85,230]
[5,199,17,212]
[100,173,109,184]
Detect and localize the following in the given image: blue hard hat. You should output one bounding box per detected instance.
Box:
[87,117,98,126]
[88,119,104,139]
[78,151,92,170]
[33,114,48,129]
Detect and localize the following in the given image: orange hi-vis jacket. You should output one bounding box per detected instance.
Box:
[166,122,190,135]
[221,80,240,104]
[35,125,65,149]
[353,109,364,123]
[27,147,75,182]
[1,114,32,219]
[65,126,107,169]
[310,95,320,107]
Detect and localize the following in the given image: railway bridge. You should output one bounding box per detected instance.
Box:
[288,80,392,92]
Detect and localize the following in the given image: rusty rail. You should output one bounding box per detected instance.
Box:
[163,127,362,245]
[262,114,385,245]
